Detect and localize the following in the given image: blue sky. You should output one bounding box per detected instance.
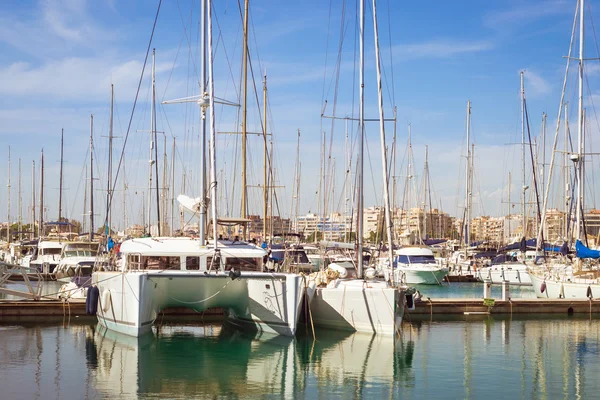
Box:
[0,0,597,231]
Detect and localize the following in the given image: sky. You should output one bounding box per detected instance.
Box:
[0,0,599,232]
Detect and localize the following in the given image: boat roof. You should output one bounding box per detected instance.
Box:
[119,237,267,258]
[397,246,434,256]
[37,240,65,249]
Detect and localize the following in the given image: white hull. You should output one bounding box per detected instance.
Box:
[309,279,406,335]
[476,264,532,286]
[395,266,448,285]
[93,271,307,337]
[530,271,600,299]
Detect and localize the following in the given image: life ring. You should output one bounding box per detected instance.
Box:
[101,290,112,313]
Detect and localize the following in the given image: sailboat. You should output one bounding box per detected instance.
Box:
[308,0,409,335]
[529,0,599,299]
[92,0,307,337]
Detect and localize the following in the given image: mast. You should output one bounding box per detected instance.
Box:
[83,165,88,233]
[520,71,527,238]
[357,0,365,278]
[7,146,10,244]
[152,50,161,236]
[39,149,44,238]
[540,113,547,208]
[263,71,268,241]
[423,145,429,240]
[18,158,21,242]
[199,0,207,244]
[508,172,511,243]
[564,102,570,239]
[240,0,249,239]
[464,101,471,246]
[59,130,64,221]
[171,137,176,235]
[31,160,35,239]
[372,0,394,270]
[576,0,584,241]
[162,134,167,234]
[89,115,95,241]
[147,49,155,236]
[207,0,219,249]
[106,84,114,236]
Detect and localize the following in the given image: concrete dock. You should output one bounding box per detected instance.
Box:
[408,297,600,319]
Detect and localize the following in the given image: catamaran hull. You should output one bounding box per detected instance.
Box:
[309,280,406,335]
[476,265,532,286]
[530,272,600,299]
[93,271,307,337]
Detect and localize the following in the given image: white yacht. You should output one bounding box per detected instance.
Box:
[55,242,103,282]
[29,239,65,274]
[394,246,448,285]
[92,237,308,337]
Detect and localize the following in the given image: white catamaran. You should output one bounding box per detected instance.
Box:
[92,0,307,337]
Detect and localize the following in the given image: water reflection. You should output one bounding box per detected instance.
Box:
[89,323,414,399]
[2,318,600,398]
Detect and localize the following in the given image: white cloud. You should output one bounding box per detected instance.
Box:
[393,39,492,60]
[523,70,551,96]
[483,0,572,30]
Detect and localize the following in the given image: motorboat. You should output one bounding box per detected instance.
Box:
[394,246,448,285]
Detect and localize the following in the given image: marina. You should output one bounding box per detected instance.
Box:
[3,0,600,398]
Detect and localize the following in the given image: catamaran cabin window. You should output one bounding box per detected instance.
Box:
[185,257,200,270]
[397,255,436,264]
[225,257,260,271]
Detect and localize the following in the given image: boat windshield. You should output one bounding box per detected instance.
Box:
[41,248,62,255]
[397,255,436,264]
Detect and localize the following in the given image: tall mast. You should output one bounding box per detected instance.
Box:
[372,0,394,270]
[508,172,511,243]
[89,115,95,241]
[106,84,114,236]
[147,49,156,236]
[18,159,21,242]
[564,102,570,238]
[263,71,268,241]
[31,160,35,239]
[576,0,585,241]
[199,0,207,244]
[39,149,44,238]
[423,145,429,240]
[240,0,249,239]
[520,71,526,238]
[464,101,471,246]
[357,0,365,278]
[7,146,10,244]
[171,137,176,235]
[207,0,219,249]
[540,112,547,207]
[162,134,167,234]
[83,165,88,233]
[59,129,64,221]
[152,50,161,236]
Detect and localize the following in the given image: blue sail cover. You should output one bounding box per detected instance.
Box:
[575,240,600,259]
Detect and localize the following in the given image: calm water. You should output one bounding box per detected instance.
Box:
[1,316,599,399]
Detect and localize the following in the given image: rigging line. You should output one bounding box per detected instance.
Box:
[524,101,543,235]
[584,75,598,210]
[321,0,335,106]
[386,0,395,106]
[214,3,241,99]
[107,0,163,231]
[163,0,195,102]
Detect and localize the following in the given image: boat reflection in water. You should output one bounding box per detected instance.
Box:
[89,322,414,399]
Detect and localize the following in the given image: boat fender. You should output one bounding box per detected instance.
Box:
[587,286,593,299]
[540,281,546,294]
[101,290,112,313]
[86,286,100,315]
[229,268,241,280]
[327,263,348,279]
[364,267,376,280]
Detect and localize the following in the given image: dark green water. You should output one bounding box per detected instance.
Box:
[1,316,599,399]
